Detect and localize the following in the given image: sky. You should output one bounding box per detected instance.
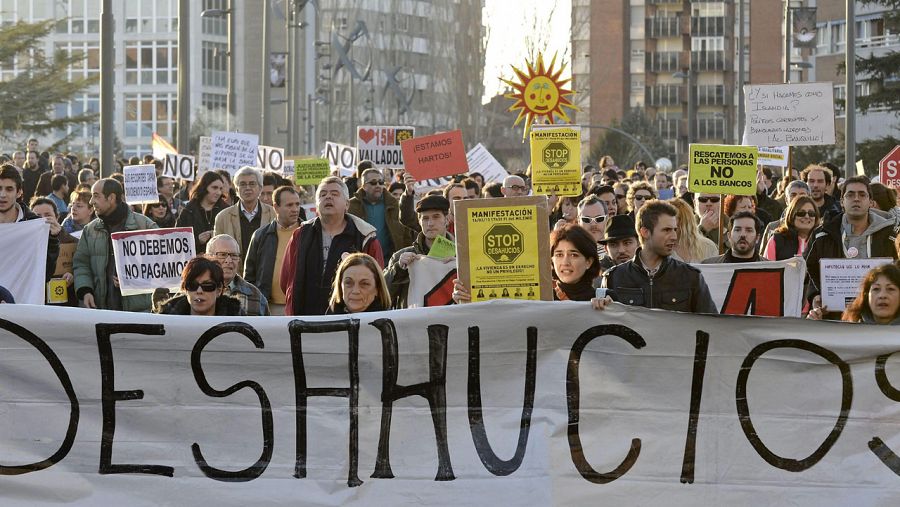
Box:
[481,0,572,104]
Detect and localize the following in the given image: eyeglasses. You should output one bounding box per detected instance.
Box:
[697,196,721,204]
[634,194,652,201]
[505,185,527,192]
[212,252,241,262]
[237,181,259,188]
[366,179,385,186]
[580,215,607,225]
[794,210,817,218]
[185,280,219,292]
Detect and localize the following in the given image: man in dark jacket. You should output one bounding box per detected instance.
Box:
[801,164,842,221]
[702,211,763,264]
[597,200,717,314]
[384,195,455,309]
[244,186,302,314]
[804,176,898,315]
[348,167,412,262]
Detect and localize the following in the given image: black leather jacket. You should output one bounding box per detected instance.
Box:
[602,248,718,314]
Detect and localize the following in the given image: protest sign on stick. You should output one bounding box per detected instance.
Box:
[742,82,835,147]
[324,141,358,177]
[400,130,468,181]
[123,164,159,205]
[293,159,330,186]
[111,227,196,295]
[820,258,893,310]
[356,126,415,168]
[163,154,196,181]
[454,196,552,302]
[688,144,758,196]
[210,131,259,175]
[466,143,508,184]
[756,146,790,168]
[256,145,285,173]
[529,124,582,196]
[197,136,212,174]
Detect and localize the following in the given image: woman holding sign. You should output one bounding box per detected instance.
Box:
[550,225,600,301]
[157,257,244,316]
[176,172,226,251]
[326,253,391,314]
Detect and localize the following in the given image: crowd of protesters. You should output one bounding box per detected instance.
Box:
[1,138,898,326]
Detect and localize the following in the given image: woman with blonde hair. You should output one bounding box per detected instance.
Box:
[669,198,718,262]
[327,253,392,314]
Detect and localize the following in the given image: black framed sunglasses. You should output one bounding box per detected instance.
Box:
[794,210,817,218]
[366,179,385,186]
[185,280,219,292]
[633,194,652,201]
[697,196,721,204]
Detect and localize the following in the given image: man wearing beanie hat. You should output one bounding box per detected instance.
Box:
[598,214,640,271]
[384,194,455,309]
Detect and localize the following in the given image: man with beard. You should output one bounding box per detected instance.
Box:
[73,178,156,311]
[702,211,762,263]
[597,215,639,272]
[801,165,841,220]
[280,176,383,315]
[592,200,717,313]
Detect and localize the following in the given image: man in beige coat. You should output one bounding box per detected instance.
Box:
[214,166,276,276]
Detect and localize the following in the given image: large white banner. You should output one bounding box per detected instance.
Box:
[2,303,899,505]
[0,219,49,305]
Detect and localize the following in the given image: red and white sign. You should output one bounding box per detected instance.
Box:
[356,125,415,168]
[111,227,197,295]
[879,144,900,189]
[400,129,468,181]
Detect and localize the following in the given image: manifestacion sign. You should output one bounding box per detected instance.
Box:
[356,126,415,168]
[529,125,582,196]
[454,196,551,302]
[688,144,759,196]
[2,302,900,505]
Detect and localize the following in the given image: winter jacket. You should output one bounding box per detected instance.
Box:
[384,232,455,309]
[72,208,157,311]
[243,220,280,300]
[347,188,413,256]
[602,248,718,314]
[175,198,226,252]
[225,274,270,316]
[157,293,246,316]
[804,211,898,300]
[280,214,383,316]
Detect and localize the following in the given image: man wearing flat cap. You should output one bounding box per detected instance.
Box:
[384,194,455,309]
[598,214,640,272]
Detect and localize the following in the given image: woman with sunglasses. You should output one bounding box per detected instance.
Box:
[142,194,176,228]
[670,199,718,263]
[157,257,244,316]
[763,195,820,261]
[327,253,392,314]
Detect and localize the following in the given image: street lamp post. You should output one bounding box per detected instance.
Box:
[100,0,113,176]
[176,0,190,153]
[200,3,235,131]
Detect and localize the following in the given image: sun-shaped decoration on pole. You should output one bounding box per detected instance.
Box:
[502,52,578,140]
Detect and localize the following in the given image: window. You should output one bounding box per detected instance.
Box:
[54,93,100,140]
[692,36,724,52]
[125,41,178,85]
[201,41,228,87]
[56,42,101,79]
[125,93,177,138]
[201,0,227,35]
[124,0,176,34]
[831,22,845,53]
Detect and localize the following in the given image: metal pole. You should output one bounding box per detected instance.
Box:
[226,0,235,130]
[783,2,791,83]
[176,0,190,153]
[286,1,295,153]
[100,0,114,176]
[307,94,313,153]
[737,0,745,141]
[260,0,271,145]
[687,70,695,144]
[304,4,317,153]
[845,0,856,172]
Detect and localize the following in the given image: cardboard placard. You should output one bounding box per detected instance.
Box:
[123,164,159,205]
[356,126,415,168]
[742,82,836,147]
[529,125,582,196]
[293,159,330,186]
[197,136,212,174]
[756,146,789,168]
[163,154,196,181]
[401,130,469,181]
[688,144,758,196]
[256,145,285,173]
[324,141,358,177]
[820,257,893,311]
[466,143,509,184]
[210,131,259,175]
[53,242,76,276]
[454,196,552,302]
[111,227,197,295]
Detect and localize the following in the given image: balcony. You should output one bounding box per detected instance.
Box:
[691,16,727,37]
[648,0,683,4]
[646,85,685,106]
[657,118,681,139]
[695,84,726,106]
[696,117,726,140]
[691,50,729,71]
[646,16,682,38]
[646,51,684,72]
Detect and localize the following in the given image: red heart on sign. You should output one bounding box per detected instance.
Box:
[358,128,376,144]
